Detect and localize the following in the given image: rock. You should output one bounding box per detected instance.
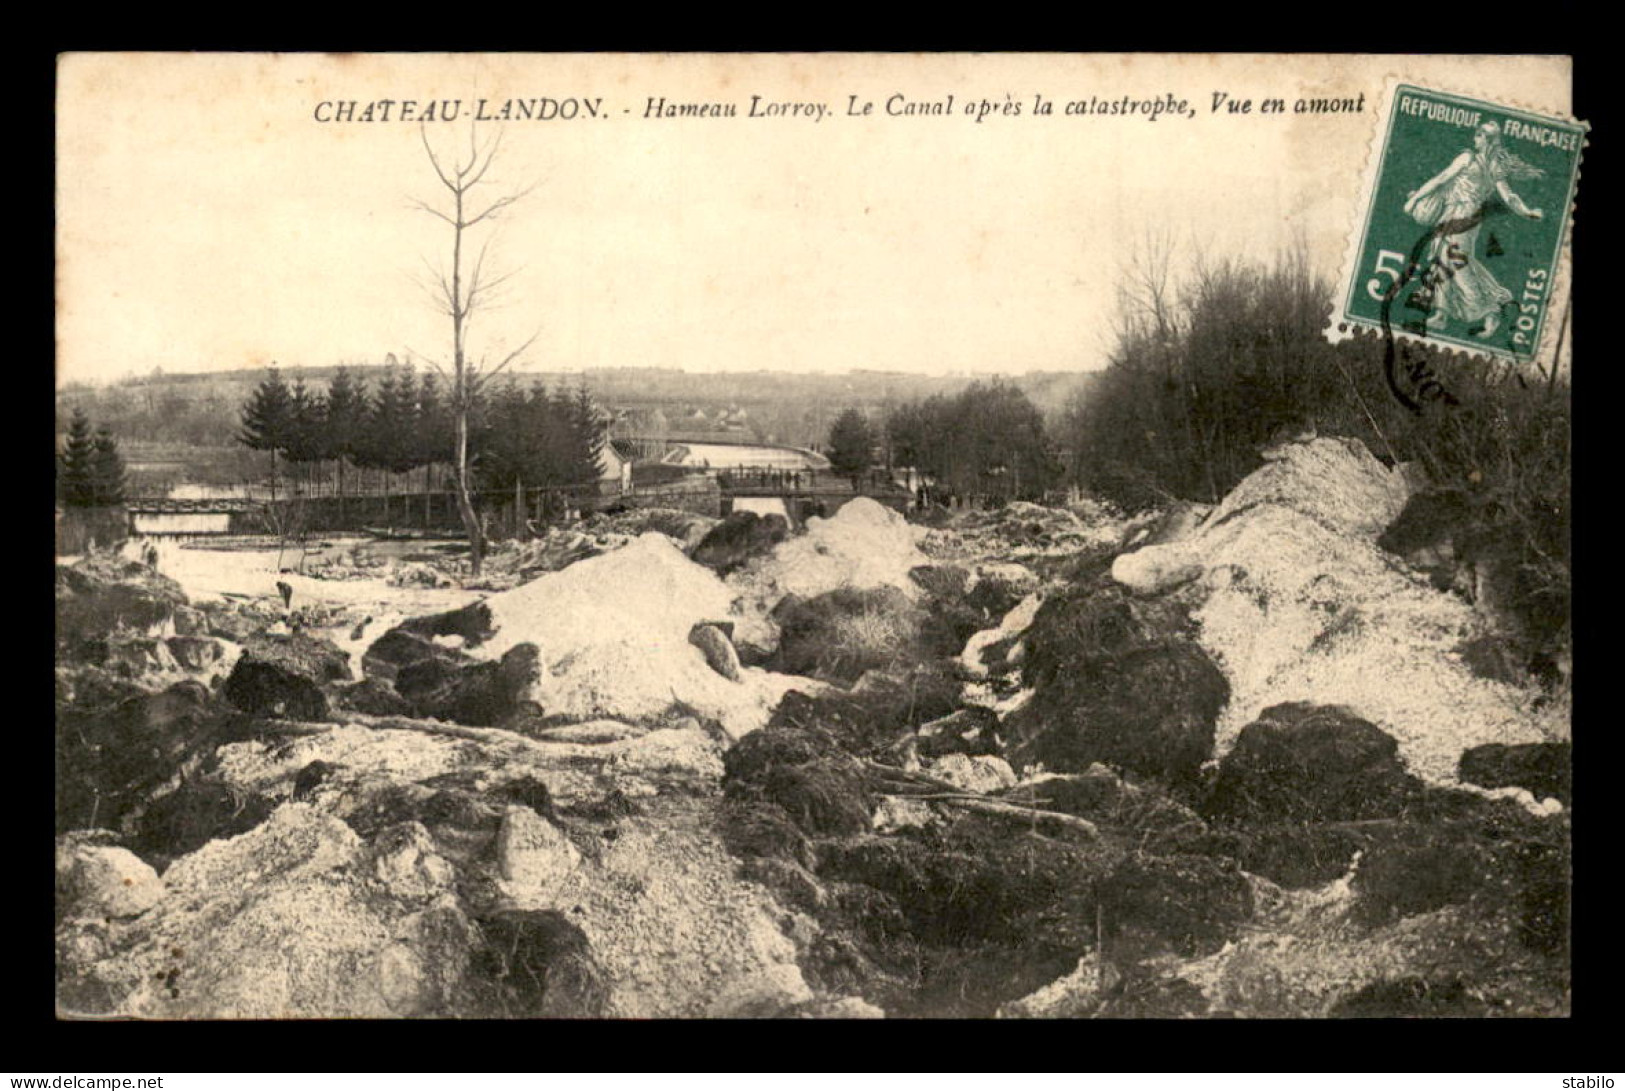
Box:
[241,631,351,683]
[689,510,790,575]
[871,795,938,833]
[292,760,341,801]
[689,623,743,681]
[470,907,608,1018]
[998,951,1120,1018]
[54,664,148,711]
[492,776,559,821]
[101,636,180,678]
[223,631,353,719]
[414,534,794,739]
[705,961,814,1018]
[55,556,189,652]
[496,805,581,896]
[718,799,818,870]
[199,599,270,643]
[1378,489,1479,591]
[166,636,224,672]
[55,803,481,1018]
[1185,824,1364,889]
[1006,641,1228,782]
[1098,852,1254,958]
[785,996,886,1019]
[916,707,1000,760]
[766,670,959,756]
[1019,579,1192,691]
[737,856,826,914]
[368,821,457,903]
[967,563,1041,611]
[1202,702,1425,825]
[1348,801,1570,948]
[1329,976,1489,1018]
[815,820,1116,983]
[56,680,224,834]
[910,564,987,655]
[743,498,929,605]
[362,628,474,689]
[224,658,330,721]
[334,678,415,716]
[412,644,546,728]
[959,628,1015,681]
[132,780,277,863]
[1459,742,1571,807]
[170,604,208,638]
[396,600,497,647]
[1111,543,1204,595]
[1142,501,1211,548]
[768,586,926,684]
[723,726,874,839]
[56,840,164,920]
[605,725,725,780]
[928,753,1017,794]
[1350,825,1501,926]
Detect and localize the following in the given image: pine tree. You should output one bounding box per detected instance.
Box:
[415,370,453,468]
[358,365,419,477]
[412,369,454,493]
[282,378,327,486]
[89,427,127,506]
[238,368,294,488]
[568,385,606,486]
[383,365,422,475]
[321,367,368,493]
[473,379,530,494]
[57,408,97,507]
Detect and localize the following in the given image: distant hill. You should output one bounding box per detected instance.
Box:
[56,363,1100,459]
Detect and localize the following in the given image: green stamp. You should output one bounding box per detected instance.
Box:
[1333,83,1584,365]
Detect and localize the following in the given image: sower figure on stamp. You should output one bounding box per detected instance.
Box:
[1403,120,1544,339]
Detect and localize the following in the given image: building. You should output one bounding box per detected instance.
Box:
[600,440,635,495]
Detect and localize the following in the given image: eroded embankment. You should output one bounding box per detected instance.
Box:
[56,452,1570,1018]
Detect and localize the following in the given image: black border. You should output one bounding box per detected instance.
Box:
[36,39,1613,1071]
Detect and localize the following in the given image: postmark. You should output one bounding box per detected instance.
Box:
[1329,82,1584,376]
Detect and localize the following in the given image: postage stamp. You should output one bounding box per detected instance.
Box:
[1330,82,1585,366]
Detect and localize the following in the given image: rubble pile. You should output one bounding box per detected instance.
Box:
[53,434,1570,1019]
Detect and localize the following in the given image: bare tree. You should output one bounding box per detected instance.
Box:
[409,122,537,576]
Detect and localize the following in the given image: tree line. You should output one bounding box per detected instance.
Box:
[873,380,1064,505]
[237,364,605,497]
[1055,244,1569,667]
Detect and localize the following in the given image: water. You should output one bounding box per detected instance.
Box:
[132,512,232,535]
[665,442,828,470]
[731,497,791,521]
[168,483,277,501]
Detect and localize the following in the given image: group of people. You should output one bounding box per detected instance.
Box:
[717,468,813,490]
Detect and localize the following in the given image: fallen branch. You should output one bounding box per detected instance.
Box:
[889,791,1101,838]
[243,719,335,738]
[865,761,1099,838]
[344,712,545,748]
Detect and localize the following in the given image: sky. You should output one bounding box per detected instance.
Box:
[55,53,1572,387]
